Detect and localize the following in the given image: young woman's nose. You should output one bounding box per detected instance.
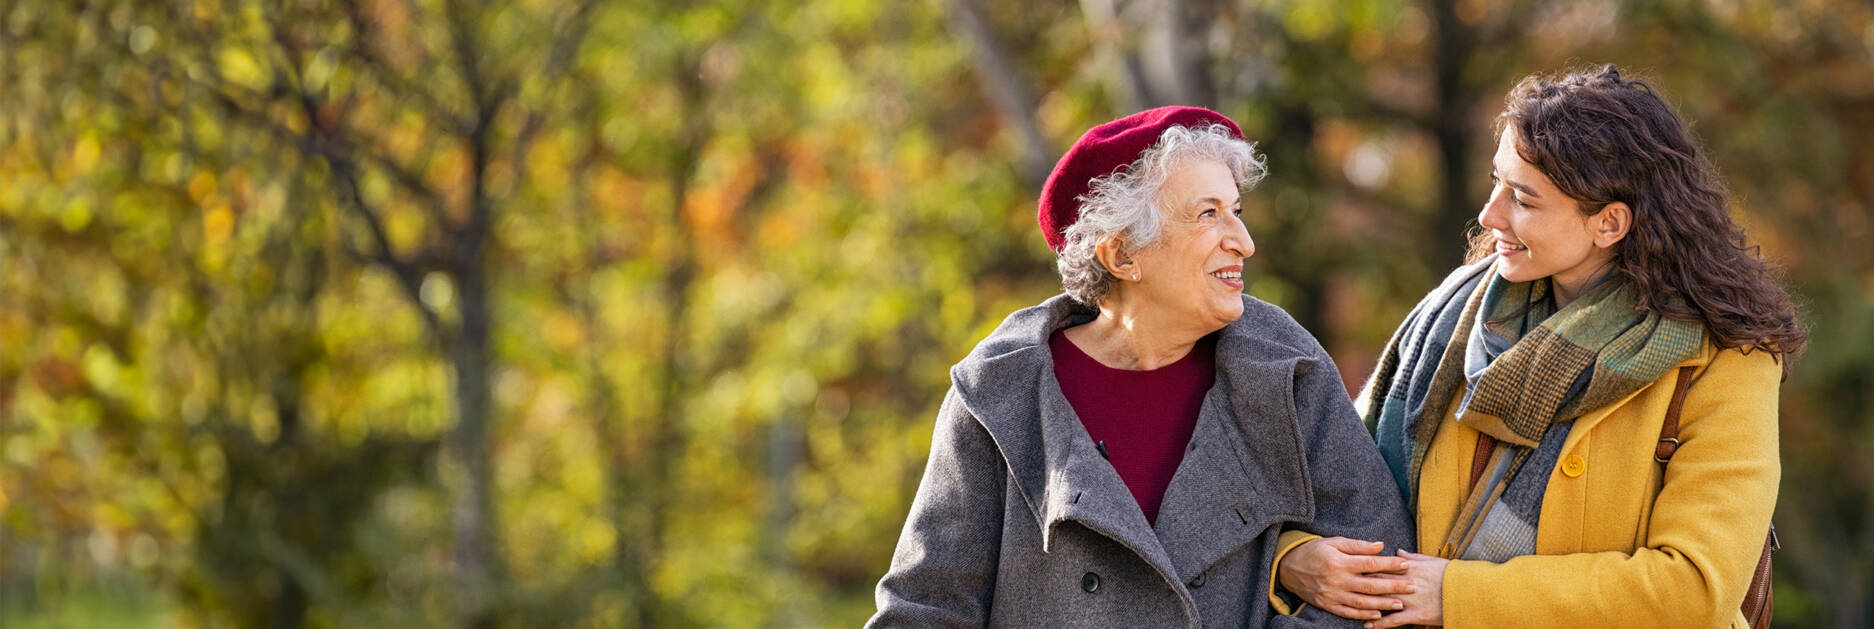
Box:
[1478,186,1512,231]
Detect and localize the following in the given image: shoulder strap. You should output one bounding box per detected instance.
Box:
[1655,366,1698,464]
[1654,364,1779,628]
[1469,433,1497,491]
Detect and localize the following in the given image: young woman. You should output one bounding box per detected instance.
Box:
[1275,65,1804,628]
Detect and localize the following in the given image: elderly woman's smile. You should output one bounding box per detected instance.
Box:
[1210,265,1244,288]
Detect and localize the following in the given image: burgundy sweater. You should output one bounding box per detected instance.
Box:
[1049,330,1215,525]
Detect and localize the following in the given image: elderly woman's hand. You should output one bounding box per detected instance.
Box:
[1364,550,1446,628]
[1277,537,1414,620]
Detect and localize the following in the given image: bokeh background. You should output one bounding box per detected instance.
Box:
[3,0,1871,627]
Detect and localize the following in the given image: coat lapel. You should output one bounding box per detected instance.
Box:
[1153,344,1314,581]
[1033,374,1172,567]
[951,294,1313,592]
[949,297,1176,573]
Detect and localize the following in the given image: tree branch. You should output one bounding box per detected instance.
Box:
[166,19,444,322]
[188,69,448,338]
[440,0,505,271]
[940,0,1054,188]
[1137,0,1216,107]
[320,136,450,339]
[338,0,476,137]
[444,0,490,116]
[1080,0,1157,112]
[505,0,601,191]
[257,7,461,238]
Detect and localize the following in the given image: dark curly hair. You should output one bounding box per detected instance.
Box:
[1467,64,1806,371]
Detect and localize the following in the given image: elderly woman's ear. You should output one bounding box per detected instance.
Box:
[1096,236,1140,281]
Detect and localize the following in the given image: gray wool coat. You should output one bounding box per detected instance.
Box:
[867,294,1414,628]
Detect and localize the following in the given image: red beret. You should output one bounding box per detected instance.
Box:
[1038,106,1244,252]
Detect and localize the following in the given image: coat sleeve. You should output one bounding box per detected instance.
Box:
[1267,348,1418,622]
[867,387,1006,628]
[1293,347,1416,549]
[1440,348,1782,629]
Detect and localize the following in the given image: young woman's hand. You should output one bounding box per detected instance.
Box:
[1277,537,1414,620]
[1365,550,1447,628]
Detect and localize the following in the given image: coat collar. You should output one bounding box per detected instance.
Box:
[949,294,1317,582]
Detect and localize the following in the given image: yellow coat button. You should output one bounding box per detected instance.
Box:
[1562,454,1587,477]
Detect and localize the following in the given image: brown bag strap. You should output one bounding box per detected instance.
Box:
[1652,364,1777,628]
[1469,433,1498,490]
[1656,366,1698,463]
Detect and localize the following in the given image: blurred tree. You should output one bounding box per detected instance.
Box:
[118,1,600,626]
[1,3,445,628]
[5,0,595,626]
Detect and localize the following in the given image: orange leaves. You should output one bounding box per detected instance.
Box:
[590,168,646,222]
[32,356,86,400]
[681,142,768,259]
[431,142,474,224]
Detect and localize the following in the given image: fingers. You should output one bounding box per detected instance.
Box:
[1286,538,1427,619]
[1397,550,1435,560]
[1324,603,1386,621]
[1345,574,1418,596]
[1345,554,1410,575]
[1320,571,1413,597]
[1335,592,1405,613]
[1320,537,1386,556]
[1366,608,1433,629]
[1365,614,1406,629]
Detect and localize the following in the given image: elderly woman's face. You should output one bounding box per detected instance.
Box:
[1130,158,1253,330]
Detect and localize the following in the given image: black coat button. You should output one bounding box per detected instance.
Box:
[1188,573,1206,588]
[1080,572,1100,593]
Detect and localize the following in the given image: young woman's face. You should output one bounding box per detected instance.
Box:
[1478,127,1617,293]
[1127,158,1253,331]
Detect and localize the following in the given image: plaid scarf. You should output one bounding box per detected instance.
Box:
[1359,256,1703,559]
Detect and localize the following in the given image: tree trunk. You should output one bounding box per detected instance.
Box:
[1428,0,1477,272]
[1270,103,1329,338]
[270,381,310,629]
[639,191,696,629]
[274,572,307,629]
[451,260,498,629]
[763,413,803,628]
[1079,0,1156,113]
[1139,0,1217,107]
[941,0,1054,187]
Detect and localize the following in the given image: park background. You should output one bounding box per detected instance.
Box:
[3,0,1871,627]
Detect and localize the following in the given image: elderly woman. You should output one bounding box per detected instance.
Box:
[867,107,1412,628]
[1278,66,1800,628]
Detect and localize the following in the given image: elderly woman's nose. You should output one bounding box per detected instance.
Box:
[1225,217,1255,258]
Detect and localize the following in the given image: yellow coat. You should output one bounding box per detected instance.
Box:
[1418,340,1781,628]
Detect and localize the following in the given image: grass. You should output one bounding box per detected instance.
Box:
[0,577,176,629]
